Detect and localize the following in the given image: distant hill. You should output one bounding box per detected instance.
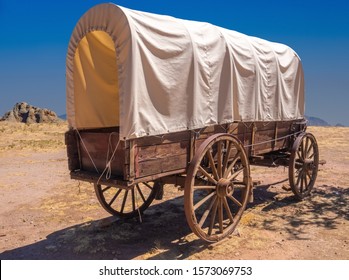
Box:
[1,102,63,124]
[335,123,346,127]
[305,116,330,127]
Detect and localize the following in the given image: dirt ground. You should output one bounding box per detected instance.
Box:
[0,122,348,260]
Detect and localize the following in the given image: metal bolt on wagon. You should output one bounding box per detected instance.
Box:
[65,3,319,242]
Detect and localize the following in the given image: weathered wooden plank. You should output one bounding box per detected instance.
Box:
[252,139,289,155]
[129,139,135,180]
[137,141,189,162]
[131,168,187,185]
[250,125,292,155]
[134,130,190,147]
[189,131,195,162]
[133,135,190,180]
[136,154,188,178]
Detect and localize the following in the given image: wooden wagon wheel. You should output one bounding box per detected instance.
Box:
[94,181,162,218]
[289,133,319,200]
[185,133,251,242]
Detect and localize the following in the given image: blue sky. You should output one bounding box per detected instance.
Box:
[0,0,348,125]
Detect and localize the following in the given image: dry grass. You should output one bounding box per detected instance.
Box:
[307,127,349,187]
[0,121,68,151]
[308,127,349,162]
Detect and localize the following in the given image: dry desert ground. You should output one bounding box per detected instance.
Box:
[0,122,348,259]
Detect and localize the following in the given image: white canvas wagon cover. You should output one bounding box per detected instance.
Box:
[66,3,304,139]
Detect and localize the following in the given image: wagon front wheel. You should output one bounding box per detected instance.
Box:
[94,181,162,219]
[289,133,319,200]
[185,133,251,242]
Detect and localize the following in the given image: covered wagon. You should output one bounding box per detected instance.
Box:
[65,3,319,242]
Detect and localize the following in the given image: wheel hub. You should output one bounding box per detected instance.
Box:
[304,159,314,171]
[216,178,233,198]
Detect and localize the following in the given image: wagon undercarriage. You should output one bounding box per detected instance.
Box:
[65,119,320,242]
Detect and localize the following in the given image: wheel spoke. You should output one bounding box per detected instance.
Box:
[206,149,219,180]
[136,184,146,203]
[198,166,217,185]
[304,171,308,190]
[296,169,302,187]
[227,167,244,181]
[295,168,300,176]
[198,196,217,227]
[223,152,240,178]
[102,186,112,193]
[297,149,302,161]
[300,172,304,193]
[120,190,129,213]
[306,142,314,158]
[143,182,153,190]
[208,199,219,236]
[131,188,136,212]
[217,142,223,178]
[304,137,309,158]
[193,185,216,190]
[306,169,312,180]
[218,198,224,233]
[227,193,242,207]
[232,181,247,188]
[194,191,215,211]
[223,197,234,223]
[108,188,122,206]
[222,141,232,175]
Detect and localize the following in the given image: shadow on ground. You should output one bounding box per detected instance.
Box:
[247,183,349,240]
[1,182,347,260]
[0,195,207,260]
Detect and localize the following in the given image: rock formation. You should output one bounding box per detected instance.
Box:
[0,102,62,124]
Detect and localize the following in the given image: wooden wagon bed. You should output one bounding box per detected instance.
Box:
[66,119,306,187]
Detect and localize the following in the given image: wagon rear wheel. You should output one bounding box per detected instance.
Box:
[185,133,251,242]
[289,133,319,200]
[94,181,162,219]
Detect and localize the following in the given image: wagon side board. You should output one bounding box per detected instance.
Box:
[133,131,190,179]
[65,119,306,186]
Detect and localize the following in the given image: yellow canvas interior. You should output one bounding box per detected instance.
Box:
[73,30,119,128]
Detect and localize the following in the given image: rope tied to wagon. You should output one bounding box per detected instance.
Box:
[243,131,301,148]
[104,132,121,180]
[75,129,121,184]
[94,132,121,185]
